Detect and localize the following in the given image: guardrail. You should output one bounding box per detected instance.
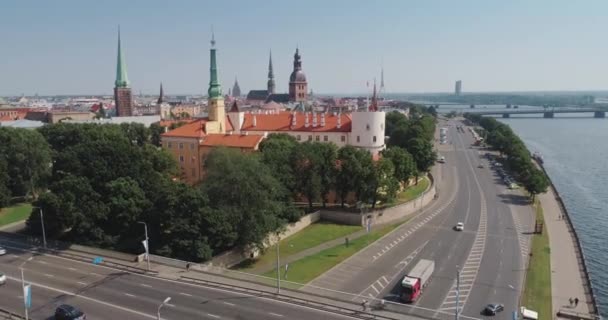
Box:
[535,161,601,317]
[179,276,398,320]
[0,308,24,320]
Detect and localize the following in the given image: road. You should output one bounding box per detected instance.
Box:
[0,248,368,320]
[304,119,535,320]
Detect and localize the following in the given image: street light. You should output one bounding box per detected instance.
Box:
[20,256,34,320]
[137,221,150,271]
[275,232,281,294]
[157,297,171,320]
[31,206,46,249]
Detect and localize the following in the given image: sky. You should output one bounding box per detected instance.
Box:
[2,0,608,96]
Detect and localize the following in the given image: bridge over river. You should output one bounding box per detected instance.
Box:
[466,106,608,118]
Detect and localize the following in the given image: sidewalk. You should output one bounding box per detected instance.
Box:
[538,186,593,318]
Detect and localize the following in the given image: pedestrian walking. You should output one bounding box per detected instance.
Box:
[361,300,368,311]
[186,262,191,271]
[575,297,579,307]
[569,297,574,307]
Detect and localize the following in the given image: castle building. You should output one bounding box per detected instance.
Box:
[161,34,385,185]
[114,28,133,117]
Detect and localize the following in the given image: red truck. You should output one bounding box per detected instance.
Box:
[401,259,435,303]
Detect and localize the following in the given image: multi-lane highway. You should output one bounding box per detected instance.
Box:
[305,119,535,320]
[0,247,368,320]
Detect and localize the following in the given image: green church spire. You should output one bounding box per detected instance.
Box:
[207,30,222,98]
[115,26,130,88]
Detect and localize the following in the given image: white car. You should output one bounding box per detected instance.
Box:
[0,272,6,285]
[0,247,6,255]
[455,222,464,231]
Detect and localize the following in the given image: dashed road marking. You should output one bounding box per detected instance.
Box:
[77,281,87,285]
[68,267,77,271]
[124,293,135,297]
[140,283,151,288]
[223,302,235,306]
[269,312,284,317]
[207,313,220,318]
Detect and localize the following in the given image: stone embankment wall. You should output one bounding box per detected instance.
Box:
[320,174,436,227]
[210,211,321,268]
[535,160,600,316]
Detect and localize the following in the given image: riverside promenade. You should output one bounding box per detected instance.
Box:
[537,174,600,319]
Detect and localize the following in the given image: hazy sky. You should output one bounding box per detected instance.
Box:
[2,0,608,96]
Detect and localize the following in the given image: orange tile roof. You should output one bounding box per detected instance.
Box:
[241,112,351,132]
[158,119,194,127]
[200,133,264,149]
[161,116,234,138]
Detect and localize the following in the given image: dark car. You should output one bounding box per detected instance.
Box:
[483,303,504,316]
[55,305,86,320]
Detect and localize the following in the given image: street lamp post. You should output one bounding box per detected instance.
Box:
[20,256,34,320]
[32,206,47,249]
[137,221,150,271]
[276,232,281,294]
[157,297,171,320]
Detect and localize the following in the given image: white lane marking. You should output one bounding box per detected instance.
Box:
[68,267,77,271]
[10,254,19,258]
[90,272,100,276]
[382,276,389,284]
[269,312,284,317]
[207,313,220,318]
[77,281,87,285]
[223,302,235,306]
[37,260,48,264]
[45,273,54,278]
[140,283,152,288]
[1,240,371,320]
[124,293,136,297]
[371,284,379,294]
[3,275,157,319]
[179,292,192,297]
[166,303,176,307]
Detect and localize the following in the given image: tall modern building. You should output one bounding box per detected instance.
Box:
[114,28,133,116]
[455,80,462,96]
[289,48,308,102]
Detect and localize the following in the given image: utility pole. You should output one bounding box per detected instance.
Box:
[20,257,33,320]
[39,208,47,249]
[455,266,461,320]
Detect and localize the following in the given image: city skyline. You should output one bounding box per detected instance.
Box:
[2,0,608,96]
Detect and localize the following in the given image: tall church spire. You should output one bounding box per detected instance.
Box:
[267,50,276,94]
[115,26,130,88]
[207,30,222,98]
[370,78,378,112]
[380,67,385,93]
[157,82,164,104]
[232,76,241,97]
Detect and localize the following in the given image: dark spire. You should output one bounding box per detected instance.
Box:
[157,82,164,104]
[232,77,241,97]
[293,47,302,70]
[370,78,378,112]
[267,50,276,94]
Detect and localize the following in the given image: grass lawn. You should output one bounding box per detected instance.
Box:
[262,222,402,287]
[397,176,430,203]
[234,222,362,271]
[522,199,552,320]
[0,203,32,227]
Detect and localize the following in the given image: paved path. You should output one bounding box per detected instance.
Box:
[539,186,593,317]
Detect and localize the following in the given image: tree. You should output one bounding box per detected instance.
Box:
[259,134,298,196]
[149,123,165,147]
[0,158,10,206]
[315,143,338,208]
[0,127,51,199]
[406,138,436,175]
[291,142,322,211]
[369,158,399,208]
[201,148,296,249]
[522,169,549,200]
[381,147,416,186]
[335,146,361,208]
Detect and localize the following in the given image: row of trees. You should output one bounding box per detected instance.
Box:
[4,105,437,262]
[464,113,549,199]
[16,123,298,262]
